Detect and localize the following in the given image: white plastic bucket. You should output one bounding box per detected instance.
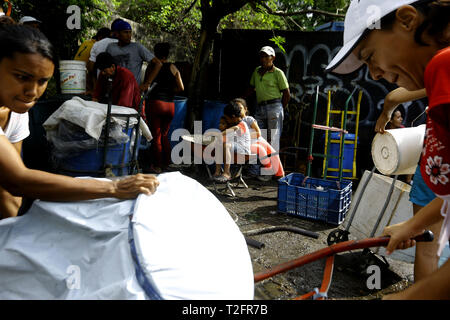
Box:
[371,125,425,175]
[59,60,86,94]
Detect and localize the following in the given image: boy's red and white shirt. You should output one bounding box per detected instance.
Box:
[422,47,450,256]
[422,47,450,197]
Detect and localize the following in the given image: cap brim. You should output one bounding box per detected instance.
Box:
[260,50,274,56]
[326,34,364,74]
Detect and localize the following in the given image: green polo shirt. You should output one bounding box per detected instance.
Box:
[250,66,289,104]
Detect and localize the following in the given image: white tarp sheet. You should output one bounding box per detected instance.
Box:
[43,96,152,141]
[0,172,254,299]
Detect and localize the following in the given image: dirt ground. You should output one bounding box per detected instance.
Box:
[176,164,415,300]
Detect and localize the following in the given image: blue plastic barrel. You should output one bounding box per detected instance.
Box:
[326,132,357,179]
[168,96,188,150]
[58,127,139,177]
[202,100,227,133]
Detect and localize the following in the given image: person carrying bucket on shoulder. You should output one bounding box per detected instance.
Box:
[377,87,442,283]
[326,0,450,299]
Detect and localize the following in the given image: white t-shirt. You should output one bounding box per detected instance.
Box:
[0,111,30,143]
[88,37,118,63]
[226,120,251,155]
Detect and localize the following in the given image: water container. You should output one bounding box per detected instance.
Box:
[372,125,425,175]
[59,60,86,94]
[168,96,188,150]
[326,132,356,179]
[202,100,227,133]
[57,126,139,177]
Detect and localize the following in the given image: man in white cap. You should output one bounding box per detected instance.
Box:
[18,16,41,29]
[248,46,290,162]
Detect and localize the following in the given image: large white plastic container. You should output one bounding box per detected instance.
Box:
[371,125,426,175]
[59,60,86,94]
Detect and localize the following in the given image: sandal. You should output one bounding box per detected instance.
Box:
[214,175,231,183]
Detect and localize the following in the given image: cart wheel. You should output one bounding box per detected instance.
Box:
[327,229,349,246]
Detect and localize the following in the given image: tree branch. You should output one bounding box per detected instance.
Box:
[183,0,197,16]
[257,2,345,19]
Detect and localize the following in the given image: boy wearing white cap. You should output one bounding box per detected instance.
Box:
[248,46,290,155]
[328,0,450,299]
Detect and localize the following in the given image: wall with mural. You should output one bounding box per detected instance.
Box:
[214,29,427,179]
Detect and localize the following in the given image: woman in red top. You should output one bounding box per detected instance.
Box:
[326,0,449,299]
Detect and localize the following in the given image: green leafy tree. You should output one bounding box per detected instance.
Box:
[8,0,349,121]
[184,0,349,127]
[10,0,115,59]
[114,1,349,126]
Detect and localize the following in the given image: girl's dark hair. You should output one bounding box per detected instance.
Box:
[381,0,450,47]
[391,107,404,120]
[223,101,242,118]
[231,97,248,115]
[154,42,170,59]
[0,24,56,65]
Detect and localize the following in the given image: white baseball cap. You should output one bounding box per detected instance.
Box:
[326,0,420,74]
[19,16,42,24]
[260,46,275,57]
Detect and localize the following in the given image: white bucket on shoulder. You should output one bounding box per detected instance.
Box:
[59,60,86,94]
[371,125,426,175]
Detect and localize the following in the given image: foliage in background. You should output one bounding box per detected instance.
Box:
[5,0,349,107]
[4,0,349,63]
[7,0,115,59]
[266,0,348,30]
[115,0,202,61]
[114,0,349,62]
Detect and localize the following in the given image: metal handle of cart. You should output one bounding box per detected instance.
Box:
[254,231,434,300]
[102,81,157,176]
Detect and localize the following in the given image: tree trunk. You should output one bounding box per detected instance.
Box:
[185,0,249,132]
[186,27,215,132]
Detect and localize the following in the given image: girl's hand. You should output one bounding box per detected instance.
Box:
[112,174,159,199]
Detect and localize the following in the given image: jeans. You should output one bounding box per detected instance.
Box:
[254,101,284,152]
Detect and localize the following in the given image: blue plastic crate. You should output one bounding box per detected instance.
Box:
[277,173,352,225]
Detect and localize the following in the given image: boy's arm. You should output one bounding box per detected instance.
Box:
[376,88,426,133]
[383,197,444,255]
[383,259,450,299]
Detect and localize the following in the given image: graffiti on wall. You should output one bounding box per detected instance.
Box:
[278,43,427,129]
[218,30,428,175]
